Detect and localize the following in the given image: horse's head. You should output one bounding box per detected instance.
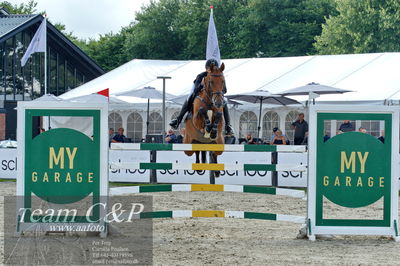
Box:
[204,62,225,109]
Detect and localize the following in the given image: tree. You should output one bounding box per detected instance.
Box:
[83,32,128,72]
[175,0,248,59]
[0,0,37,14]
[123,0,184,60]
[315,0,400,54]
[232,0,337,58]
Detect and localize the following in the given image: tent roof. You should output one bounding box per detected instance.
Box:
[60,53,400,102]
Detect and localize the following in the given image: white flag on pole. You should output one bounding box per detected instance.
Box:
[21,18,46,67]
[206,7,221,65]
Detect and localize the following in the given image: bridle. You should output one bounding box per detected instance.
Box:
[201,73,225,108]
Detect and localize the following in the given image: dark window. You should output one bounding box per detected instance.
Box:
[58,55,65,94]
[0,41,4,98]
[49,49,57,94]
[66,63,74,91]
[15,32,24,100]
[5,37,13,99]
[23,30,33,100]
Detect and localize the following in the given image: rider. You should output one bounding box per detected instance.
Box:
[169,59,234,136]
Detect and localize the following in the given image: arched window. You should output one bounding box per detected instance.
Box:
[262,111,279,141]
[149,112,163,134]
[239,111,257,138]
[285,111,300,143]
[127,112,143,142]
[108,112,122,132]
[171,111,184,131]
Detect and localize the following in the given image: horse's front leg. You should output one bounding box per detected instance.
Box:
[199,107,212,138]
[210,111,223,140]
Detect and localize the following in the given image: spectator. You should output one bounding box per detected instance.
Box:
[176,128,185,143]
[358,127,367,133]
[109,128,115,144]
[39,128,45,134]
[112,128,126,143]
[339,120,354,132]
[271,129,287,145]
[270,127,279,141]
[323,131,330,142]
[271,127,290,145]
[378,130,385,143]
[245,133,257,144]
[291,113,308,145]
[165,129,177,143]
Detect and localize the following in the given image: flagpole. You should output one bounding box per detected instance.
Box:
[44,16,47,95]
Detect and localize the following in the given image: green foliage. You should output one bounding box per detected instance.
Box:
[0,0,37,14]
[1,0,338,71]
[83,32,128,72]
[232,0,337,57]
[119,0,335,62]
[124,0,184,60]
[315,0,400,54]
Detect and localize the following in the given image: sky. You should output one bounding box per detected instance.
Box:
[9,0,154,39]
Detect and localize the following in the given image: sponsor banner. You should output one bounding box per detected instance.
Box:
[2,148,399,188]
[0,148,17,179]
[157,151,272,185]
[278,153,308,187]
[109,150,150,182]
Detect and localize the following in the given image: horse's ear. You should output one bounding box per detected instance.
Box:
[220,62,225,72]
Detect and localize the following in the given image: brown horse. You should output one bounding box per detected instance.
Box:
[183,62,225,178]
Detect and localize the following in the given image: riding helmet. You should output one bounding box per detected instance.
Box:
[205,59,219,68]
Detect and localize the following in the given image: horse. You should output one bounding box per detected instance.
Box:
[183,62,225,178]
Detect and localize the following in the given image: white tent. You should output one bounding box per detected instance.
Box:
[60,53,400,103]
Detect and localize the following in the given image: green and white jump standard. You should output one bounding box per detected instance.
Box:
[122,210,305,224]
[307,105,399,241]
[16,101,109,237]
[110,184,305,198]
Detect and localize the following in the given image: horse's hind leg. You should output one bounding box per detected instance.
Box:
[195,151,203,174]
[209,151,220,178]
[201,151,207,163]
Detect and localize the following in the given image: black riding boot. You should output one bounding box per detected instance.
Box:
[223,103,234,136]
[169,99,190,129]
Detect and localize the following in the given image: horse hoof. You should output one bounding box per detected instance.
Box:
[204,132,210,138]
[215,171,220,178]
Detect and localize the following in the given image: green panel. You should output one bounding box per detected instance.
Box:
[244,145,276,152]
[316,112,392,227]
[140,184,172,193]
[244,164,276,171]
[140,143,173,151]
[139,163,172,170]
[244,212,277,220]
[243,186,276,195]
[24,109,101,222]
[140,211,173,219]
